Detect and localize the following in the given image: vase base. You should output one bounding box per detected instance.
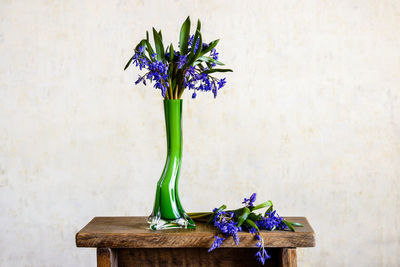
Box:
[148,215,196,230]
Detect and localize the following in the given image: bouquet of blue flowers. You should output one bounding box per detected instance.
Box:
[124,17,232,99]
[188,193,303,265]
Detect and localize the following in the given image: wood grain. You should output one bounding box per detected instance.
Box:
[76,216,315,249]
[280,248,297,267]
[97,248,117,267]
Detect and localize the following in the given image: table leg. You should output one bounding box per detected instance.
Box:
[97,248,118,267]
[280,248,297,267]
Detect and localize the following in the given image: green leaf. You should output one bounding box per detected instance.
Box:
[252,200,273,211]
[248,212,262,222]
[196,19,201,32]
[152,28,165,61]
[124,56,134,70]
[196,56,224,66]
[188,24,200,62]
[146,31,149,41]
[193,60,203,67]
[205,62,214,69]
[186,211,212,217]
[169,43,174,62]
[188,19,201,60]
[158,30,162,41]
[190,213,211,219]
[193,31,202,60]
[290,222,304,227]
[215,204,227,212]
[237,207,251,227]
[283,220,296,232]
[191,216,209,223]
[179,16,191,54]
[203,68,233,74]
[200,39,220,56]
[197,63,205,70]
[244,219,259,231]
[172,77,177,91]
[142,40,155,59]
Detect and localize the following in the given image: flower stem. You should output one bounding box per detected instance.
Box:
[168,79,173,100]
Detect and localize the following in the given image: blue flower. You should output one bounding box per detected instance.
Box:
[188,35,200,53]
[129,39,229,99]
[137,46,145,54]
[253,234,270,265]
[255,248,270,265]
[205,193,290,265]
[249,227,258,234]
[242,193,257,208]
[217,78,226,89]
[256,210,288,231]
[209,208,241,246]
[178,55,187,69]
[135,75,146,85]
[210,48,219,60]
[186,66,196,77]
[208,236,225,252]
[210,48,219,67]
[250,193,256,203]
[212,84,217,98]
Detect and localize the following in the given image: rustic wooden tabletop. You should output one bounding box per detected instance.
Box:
[76,216,315,267]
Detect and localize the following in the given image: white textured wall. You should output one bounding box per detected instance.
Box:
[1,0,399,266]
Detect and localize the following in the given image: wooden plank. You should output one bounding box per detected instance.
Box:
[117,248,282,267]
[76,216,315,248]
[280,248,297,267]
[97,248,117,267]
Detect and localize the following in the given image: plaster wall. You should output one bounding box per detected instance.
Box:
[0,0,399,266]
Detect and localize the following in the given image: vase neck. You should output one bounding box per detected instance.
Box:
[164,100,182,156]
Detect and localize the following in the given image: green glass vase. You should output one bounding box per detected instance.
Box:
[148,100,195,230]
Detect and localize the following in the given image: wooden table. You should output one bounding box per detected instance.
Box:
[76,216,315,267]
